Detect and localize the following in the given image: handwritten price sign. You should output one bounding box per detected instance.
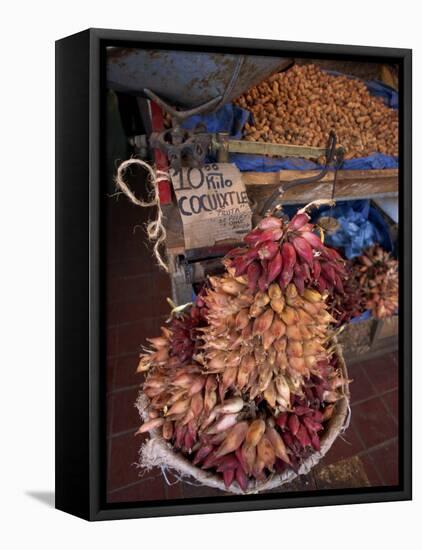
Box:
[170,163,252,250]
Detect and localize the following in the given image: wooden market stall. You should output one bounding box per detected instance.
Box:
[108,50,399,361]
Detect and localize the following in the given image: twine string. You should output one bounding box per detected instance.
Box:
[114,158,170,272]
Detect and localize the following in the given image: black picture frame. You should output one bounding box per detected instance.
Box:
[55,28,412,521]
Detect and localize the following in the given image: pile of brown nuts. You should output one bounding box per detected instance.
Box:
[234,64,398,159]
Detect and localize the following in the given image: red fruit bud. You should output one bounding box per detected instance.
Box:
[317,275,328,292]
[287,414,300,436]
[244,228,264,246]
[300,231,324,249]
[257,241,279,260]
[193,444,213,465]
[321,262,336,285]
[312,259,321,280]
[245,248,260,261]
[254,227,283,245]
[291,236,314,265]
[258,216,282,230]
[235,447,248,474]
[247,261,262,292]
[232,256,251,277]
[188,419,198,440]
[231,250,260,276]
[216,454,240,472]
[332,260,346,275]
[334,273,344,293]
[310,432,321,451]
[223,470,234,489]
[279,267,293,289]
[267,251,283,284]
[296,424,311,448]
[235,466,249,492]
[311,410,324,422]
[279,242,296,288]
[225,247,246,258]
[281,242,296,269]
[258,263,268,292]
[174,425,187,449]
[276,412,288,429]
[302,261,311,280]
[313,384,325,402]
[202,450,220,469]
[293,405,313,416]
[183,430,195,452]
[294,263,306,294]
[282,431,295,451]
[294,263,304,277]
[223,469,235,489]
[298,223,314,233]
[302,416,323,433]
[288,212,310,231]
[293,275,305,295]
[323,247,343,261]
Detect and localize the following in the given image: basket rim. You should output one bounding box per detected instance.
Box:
[136,343,350,495]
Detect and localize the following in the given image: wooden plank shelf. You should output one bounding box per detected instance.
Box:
[163,168,398,258]
[244,168,398,207]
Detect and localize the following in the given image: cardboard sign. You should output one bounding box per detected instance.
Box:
[170,163,252,250]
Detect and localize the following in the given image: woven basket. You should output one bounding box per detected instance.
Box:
[136,343,350,495]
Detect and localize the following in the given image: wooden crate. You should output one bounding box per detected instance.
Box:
[164,169,398,259]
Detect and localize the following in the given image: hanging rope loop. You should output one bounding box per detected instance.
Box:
[114,158,170,272]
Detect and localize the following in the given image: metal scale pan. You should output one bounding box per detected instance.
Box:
[106,47,292,109]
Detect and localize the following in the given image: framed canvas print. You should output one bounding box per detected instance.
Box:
[55,28,412,521]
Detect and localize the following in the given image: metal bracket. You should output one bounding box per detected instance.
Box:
[259,131,345,217]
[143,57,247,173]
[149,125,212,173]
[145,87,222,173]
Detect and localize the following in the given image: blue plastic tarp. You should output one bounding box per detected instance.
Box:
[181,72,398,172]
[311,200,394,258]
[181,103,250,139]
[363,80,398,109]
[281,199,394,259]
[228,152,397,171]
[228,154,319,172]
[350,309,372,324]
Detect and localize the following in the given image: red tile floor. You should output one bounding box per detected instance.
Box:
[106,196,399,503]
